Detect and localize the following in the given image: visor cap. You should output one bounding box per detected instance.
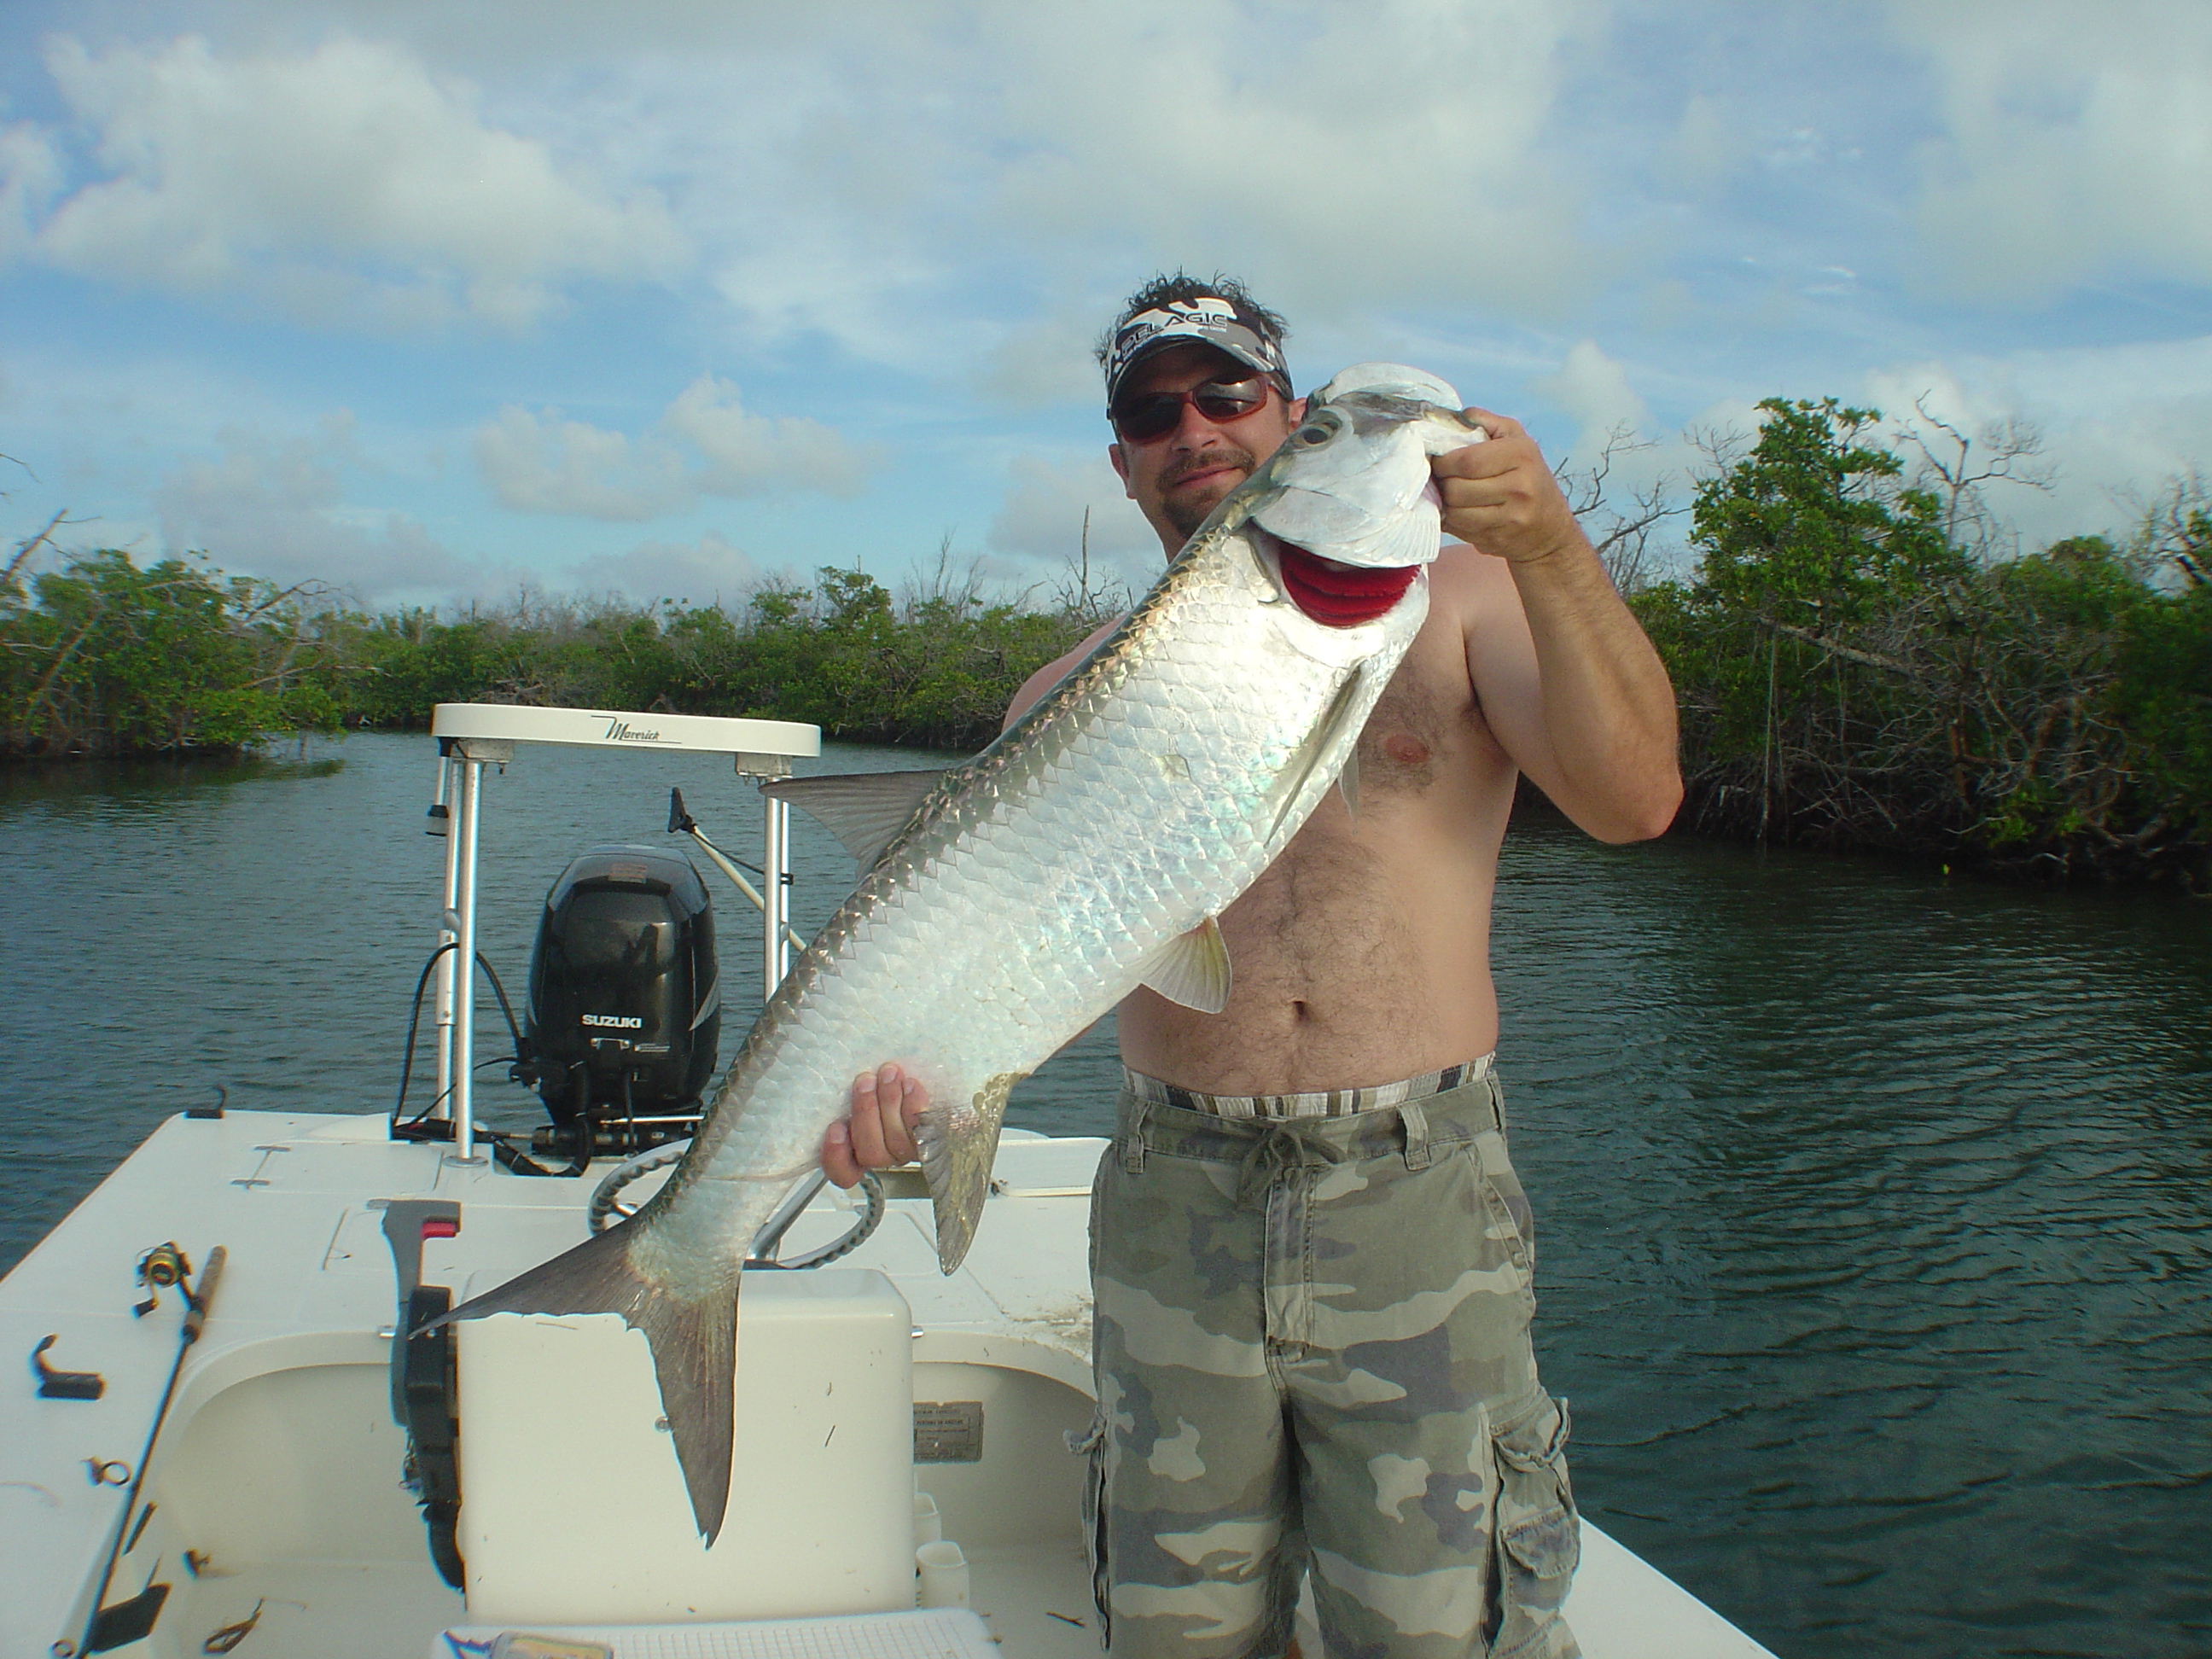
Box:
[1103,294,1291,407]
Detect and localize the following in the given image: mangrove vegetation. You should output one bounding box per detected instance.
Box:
[1637,399,2209,887]
[1,538,1119,759]
[6,405,2208,888]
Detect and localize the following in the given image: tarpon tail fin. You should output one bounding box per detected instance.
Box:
[438,1222,742,1544]
[917,1071,1025,1273]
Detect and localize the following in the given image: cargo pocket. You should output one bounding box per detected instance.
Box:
[1487,1393,1581,1659]
[1070,1410,1111,1648]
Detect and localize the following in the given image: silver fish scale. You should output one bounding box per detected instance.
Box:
[639,389,1458,1275]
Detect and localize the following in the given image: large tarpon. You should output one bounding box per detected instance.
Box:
[445,364,1486,1540]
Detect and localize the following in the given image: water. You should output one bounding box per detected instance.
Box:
[3,732,2206,1657]
[1493,833,2212,1657]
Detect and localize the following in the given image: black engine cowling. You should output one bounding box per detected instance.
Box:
[524,844,718,1150]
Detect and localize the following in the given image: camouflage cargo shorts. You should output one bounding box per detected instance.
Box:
[1078,1061,1580,1658]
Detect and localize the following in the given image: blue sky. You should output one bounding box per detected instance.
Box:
[5,0,2210,611]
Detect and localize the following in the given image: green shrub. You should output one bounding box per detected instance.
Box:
[1639,404,2211,887]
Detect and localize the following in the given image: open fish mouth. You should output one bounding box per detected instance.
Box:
[1274,540,1419,626]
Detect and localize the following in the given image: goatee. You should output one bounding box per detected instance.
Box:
[1161,446,1256,538]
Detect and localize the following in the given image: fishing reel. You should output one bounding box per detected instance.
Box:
[133,1243,194,1318]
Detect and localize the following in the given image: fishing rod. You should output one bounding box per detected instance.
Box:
[72,1245,227,1659]
[668,787,807,954]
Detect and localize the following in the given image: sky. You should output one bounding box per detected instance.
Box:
[4,0,2211,612]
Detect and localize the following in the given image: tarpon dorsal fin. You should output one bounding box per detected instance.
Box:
[763,770,946,867]
[917,1071,1024,1274]
[1139,915,1232,1013]
[1267,665,1368,843]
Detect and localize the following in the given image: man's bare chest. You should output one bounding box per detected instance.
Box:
[1347,627,1505,806]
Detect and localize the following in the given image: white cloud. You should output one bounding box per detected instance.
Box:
[0,122,63,262]
[21,1,2212,618]
[152,414,503,600]
[987,452,1158,589]
[1532,341,1652,455]
[23,32,688,327]
[5,3,1616,369]
[146,411,775,607]
[975,311,1106,409]
[1895,1,2212,300]
[1666,93,1743,189]
[438,0,1608,370]
[473,376,876,521]
[985,0,1604,324]
[568,531,760,605]
[473,406,690,521]
[663,376,869,498]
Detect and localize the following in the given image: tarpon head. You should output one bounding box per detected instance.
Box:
[1220,362,1486,633]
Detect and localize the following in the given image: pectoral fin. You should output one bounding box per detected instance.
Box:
[1267,665,1367,843]
[1340,745,1360,819]
[763,769,947,867]
[917,1071,1025,1273]
[1138,916,1232,1014]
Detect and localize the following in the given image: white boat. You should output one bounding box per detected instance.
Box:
[1,705,1778,1659]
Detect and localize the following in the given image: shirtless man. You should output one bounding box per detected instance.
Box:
[824,276,1680,1657]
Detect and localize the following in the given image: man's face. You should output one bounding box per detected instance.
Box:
[1109,343,1303,553]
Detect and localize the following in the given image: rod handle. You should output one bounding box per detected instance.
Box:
[183,1247,227,1344]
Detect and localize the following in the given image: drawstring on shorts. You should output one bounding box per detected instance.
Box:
[1230,1098,1440,1207]
[1235,1120,1333,1208]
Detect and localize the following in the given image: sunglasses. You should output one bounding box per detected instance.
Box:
[1109,374,1273,444]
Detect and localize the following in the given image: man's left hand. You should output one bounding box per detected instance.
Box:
[1431,409,1587,567]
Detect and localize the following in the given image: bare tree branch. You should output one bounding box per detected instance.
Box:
[1895,394,2056,559]
[1046,505,1134,625]
[1553,422,1686,593]
[1685,421,1752,476]
[1767,620,1921,679]
[2128,469,2210,587]
[4,509,76,590]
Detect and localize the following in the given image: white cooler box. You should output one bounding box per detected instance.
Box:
[454,1267,915,1624]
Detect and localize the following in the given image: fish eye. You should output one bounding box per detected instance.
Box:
[1291,410,1342,447]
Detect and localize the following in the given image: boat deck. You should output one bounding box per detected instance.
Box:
[3,1110,1774,1658]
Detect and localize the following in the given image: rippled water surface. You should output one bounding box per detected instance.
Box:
[3,733,2207,1657]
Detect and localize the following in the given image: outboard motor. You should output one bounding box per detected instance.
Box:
[523,844,719,1156]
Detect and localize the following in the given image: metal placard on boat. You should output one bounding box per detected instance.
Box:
[912,1401,984,1464]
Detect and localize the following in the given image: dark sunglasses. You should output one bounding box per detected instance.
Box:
[1109,375,1272,444]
